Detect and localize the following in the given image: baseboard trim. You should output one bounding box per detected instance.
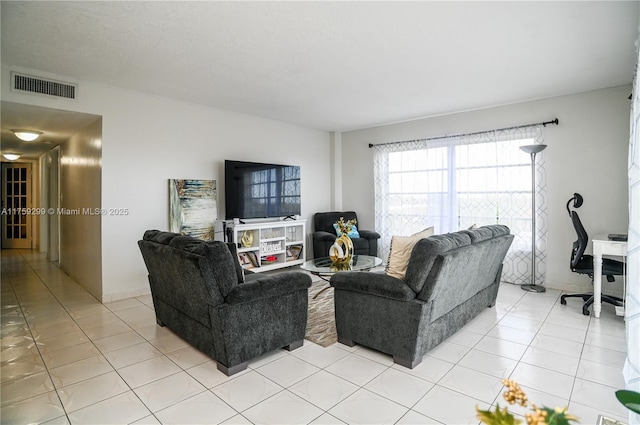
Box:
[102,288,151,303]
[502,281,624,299]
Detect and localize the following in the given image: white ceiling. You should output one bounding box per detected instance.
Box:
[1,1,638,156]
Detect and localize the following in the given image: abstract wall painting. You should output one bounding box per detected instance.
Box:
[169,179,217,240]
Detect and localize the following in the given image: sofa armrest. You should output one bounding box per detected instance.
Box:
[313,230,337,242]
[225,272,311,305]
[358,229,381,241]
[330,271,416,301]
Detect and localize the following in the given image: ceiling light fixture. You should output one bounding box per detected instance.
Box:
[3,153,21,161]
[11,129,42,142]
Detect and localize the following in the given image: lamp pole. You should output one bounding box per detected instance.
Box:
[520,144,547,293]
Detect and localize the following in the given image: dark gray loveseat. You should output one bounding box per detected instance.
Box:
[330,225,514,369]
[138,230,312,375]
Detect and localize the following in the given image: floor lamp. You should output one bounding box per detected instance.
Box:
[520,144,547,293]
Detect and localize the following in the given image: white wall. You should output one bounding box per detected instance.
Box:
[2,65,332,301]
[59,118,102,299]
[341,86,631,293]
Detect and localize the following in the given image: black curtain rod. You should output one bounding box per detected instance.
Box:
[368,118,559,148]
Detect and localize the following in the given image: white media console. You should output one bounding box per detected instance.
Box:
[215,219,306,273]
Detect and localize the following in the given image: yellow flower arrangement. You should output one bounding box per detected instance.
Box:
[336,217,357,235]
[476,379,579,425]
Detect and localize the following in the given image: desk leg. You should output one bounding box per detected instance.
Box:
[593,254,603,318]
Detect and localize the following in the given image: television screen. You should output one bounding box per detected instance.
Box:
[225,160,301,219]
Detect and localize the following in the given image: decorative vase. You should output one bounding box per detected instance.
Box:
[329,234,354,265]
[329,217,357,266]
[328,241,344,262]
[240,230,254,248]
[330,260,353,272]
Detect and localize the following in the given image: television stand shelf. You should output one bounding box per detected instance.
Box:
[216,219,306,273]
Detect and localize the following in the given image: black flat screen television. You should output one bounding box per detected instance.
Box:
[225,160,301,219]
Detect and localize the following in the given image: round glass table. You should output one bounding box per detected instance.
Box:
[301,255,383,276]
[300,255,383,298]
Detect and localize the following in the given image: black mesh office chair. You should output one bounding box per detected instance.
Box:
[560,193,624,315]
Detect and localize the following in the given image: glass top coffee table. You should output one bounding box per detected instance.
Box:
[301,255,383,276]
[300,255,383,298]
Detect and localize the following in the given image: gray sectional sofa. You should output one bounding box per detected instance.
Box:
[138,230,312,375]
[330,225,514,369]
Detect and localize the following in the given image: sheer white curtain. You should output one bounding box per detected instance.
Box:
[373,125,547,286]
[624,36,639,424]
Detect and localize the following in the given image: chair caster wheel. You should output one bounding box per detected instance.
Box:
[560,297,567,305]
[582,308,590,316]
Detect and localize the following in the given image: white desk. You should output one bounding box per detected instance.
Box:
[592,235,627,318]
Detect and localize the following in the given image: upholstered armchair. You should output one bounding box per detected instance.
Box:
[312,211,381,258]
[138,230,311,375]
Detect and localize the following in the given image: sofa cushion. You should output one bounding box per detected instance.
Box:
[461,224,511,243]
[486,224,510,238]
[461,227,494,243]
[404,231,472,294]
[352,236,371,252]
[386,227,434,280]
[225,272,311,304]
[168,237,239,297]
[143,229,181,245]
[331,271,417,301]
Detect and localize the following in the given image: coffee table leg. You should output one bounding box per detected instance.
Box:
[313,285,332,299]
[312,274,332,299]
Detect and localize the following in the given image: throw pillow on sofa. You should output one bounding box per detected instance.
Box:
[386,227,435,280]
[333,223,361,238]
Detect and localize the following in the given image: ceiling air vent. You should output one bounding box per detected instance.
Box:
[11,72,77,100]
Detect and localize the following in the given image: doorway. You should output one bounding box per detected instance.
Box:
[1,162,33,249]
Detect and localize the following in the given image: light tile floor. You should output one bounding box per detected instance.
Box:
[0,249,630,424]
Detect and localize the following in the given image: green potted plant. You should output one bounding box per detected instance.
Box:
[615,389,640,415]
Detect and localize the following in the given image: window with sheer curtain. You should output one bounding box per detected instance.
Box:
[372,126,547,285]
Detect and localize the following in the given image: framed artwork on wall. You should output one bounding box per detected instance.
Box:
[169,179,217,240]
